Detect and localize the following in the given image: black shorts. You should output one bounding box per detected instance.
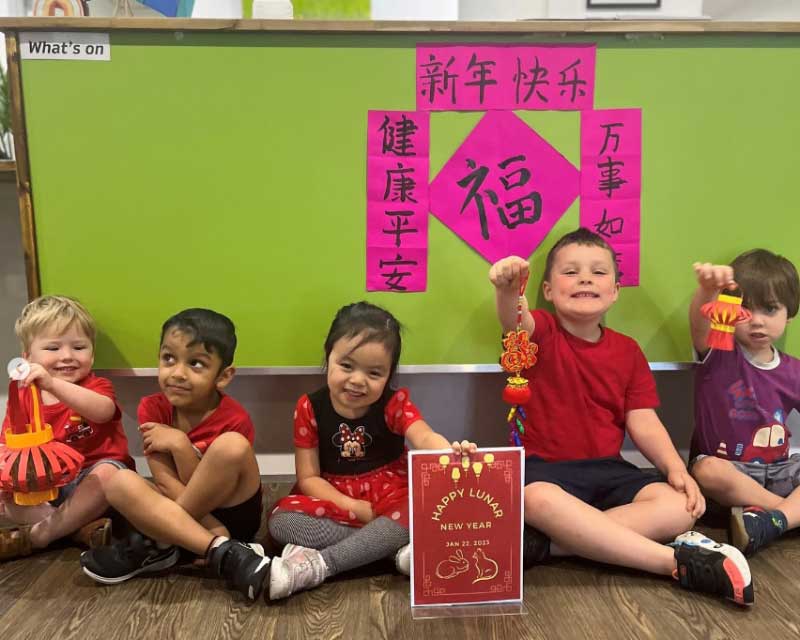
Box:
[524,456,665,511]
[211,486,263,542]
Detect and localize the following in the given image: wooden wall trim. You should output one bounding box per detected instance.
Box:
[5,33,40,300]
[1,18,800,34]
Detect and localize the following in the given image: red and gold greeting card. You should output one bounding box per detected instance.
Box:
[408,447,524,608]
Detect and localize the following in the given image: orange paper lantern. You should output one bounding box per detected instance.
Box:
[0,380,83,505]
[700,292,752,351]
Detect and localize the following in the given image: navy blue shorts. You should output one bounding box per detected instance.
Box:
[524,456,665,510]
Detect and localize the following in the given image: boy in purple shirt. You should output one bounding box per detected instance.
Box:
[690,249,800,556]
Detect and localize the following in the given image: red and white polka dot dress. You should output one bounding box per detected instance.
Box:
[271,388,422,528]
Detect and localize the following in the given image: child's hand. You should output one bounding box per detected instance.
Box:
[350,499,375,524]
[693,262,736,292]
[18,363,54,392]
[451,440,477,456]
[139,422,188,455]
[667,469,706,519]
[489,256,529,290]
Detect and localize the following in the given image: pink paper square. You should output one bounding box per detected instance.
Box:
[580,198,640,246]
[367,110,430,157]
[367,202,428,249]
[430,111,579,264]
[366,246,427,292]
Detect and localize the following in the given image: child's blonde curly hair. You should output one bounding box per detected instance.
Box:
[15,295,96,353]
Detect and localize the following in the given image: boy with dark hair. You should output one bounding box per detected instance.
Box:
[490,228,754,606]
[689,250,800,557]
[81,308,268,593]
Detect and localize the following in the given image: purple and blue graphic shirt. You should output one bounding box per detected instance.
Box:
[692,344,800,463]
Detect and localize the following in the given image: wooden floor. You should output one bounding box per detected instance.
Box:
[1,484,800,640]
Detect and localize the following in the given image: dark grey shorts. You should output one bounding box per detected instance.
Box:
[692,453,800,498]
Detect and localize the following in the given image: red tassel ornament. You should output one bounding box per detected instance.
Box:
[700,291,752,351]
[500,276,538,447]
[0,376,84,505]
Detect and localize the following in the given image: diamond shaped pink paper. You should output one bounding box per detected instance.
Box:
[430,111,579,264]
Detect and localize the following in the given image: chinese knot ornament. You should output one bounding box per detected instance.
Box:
[500,277,538,447]
[0,363,84,505]
[700,290,752,351]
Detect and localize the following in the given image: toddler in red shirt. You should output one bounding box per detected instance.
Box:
[1,295,133,559]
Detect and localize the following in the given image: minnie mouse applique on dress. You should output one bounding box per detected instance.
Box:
[332,424,373,459]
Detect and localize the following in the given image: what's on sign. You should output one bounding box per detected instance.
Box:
[20,32,110,61]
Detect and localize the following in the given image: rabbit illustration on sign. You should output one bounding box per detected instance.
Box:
[472,548,499,583]
[435,550,470,579]
[434,547,499,584]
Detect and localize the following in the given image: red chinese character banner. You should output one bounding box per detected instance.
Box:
[409,448,524,608]
[580,108,642,286]
[416,44,596,112]
[366,111,430,292]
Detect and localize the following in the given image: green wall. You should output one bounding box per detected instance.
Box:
[20,31,800,367]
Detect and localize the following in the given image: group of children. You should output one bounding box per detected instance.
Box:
[1,227,798,609]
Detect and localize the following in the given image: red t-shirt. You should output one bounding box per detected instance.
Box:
[2,374,134,470]
[138,392,254,454]
[519,309,659,462]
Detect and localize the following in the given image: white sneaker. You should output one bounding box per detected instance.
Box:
[395,543,411,576]
[269,546,328,600]
[281,543,303,558]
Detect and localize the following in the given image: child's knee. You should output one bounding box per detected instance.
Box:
[690,455,727,486]
[640,483,696,530]
[87,462,123,485]
[524,481,565,517]
[104,468,142,503]
[205,432,253,466]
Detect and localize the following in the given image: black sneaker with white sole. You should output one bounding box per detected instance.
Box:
[672,531,754,606]
[80,531,179,585]
[207,539,271,601]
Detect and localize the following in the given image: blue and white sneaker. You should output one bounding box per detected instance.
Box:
[730,506,787,557]
[672,531,753,606]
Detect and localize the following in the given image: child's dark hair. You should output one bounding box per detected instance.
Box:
[160,308,237,369]
[732,249,800,318]
[544,227,619,282]
[324,302,402,379]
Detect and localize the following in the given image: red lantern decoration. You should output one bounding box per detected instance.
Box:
[500,277,538,446]
[0,380,84,505]
[502,376,531,405]
[700,291,752,351]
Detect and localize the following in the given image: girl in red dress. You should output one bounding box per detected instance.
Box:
[267,301,475,600]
